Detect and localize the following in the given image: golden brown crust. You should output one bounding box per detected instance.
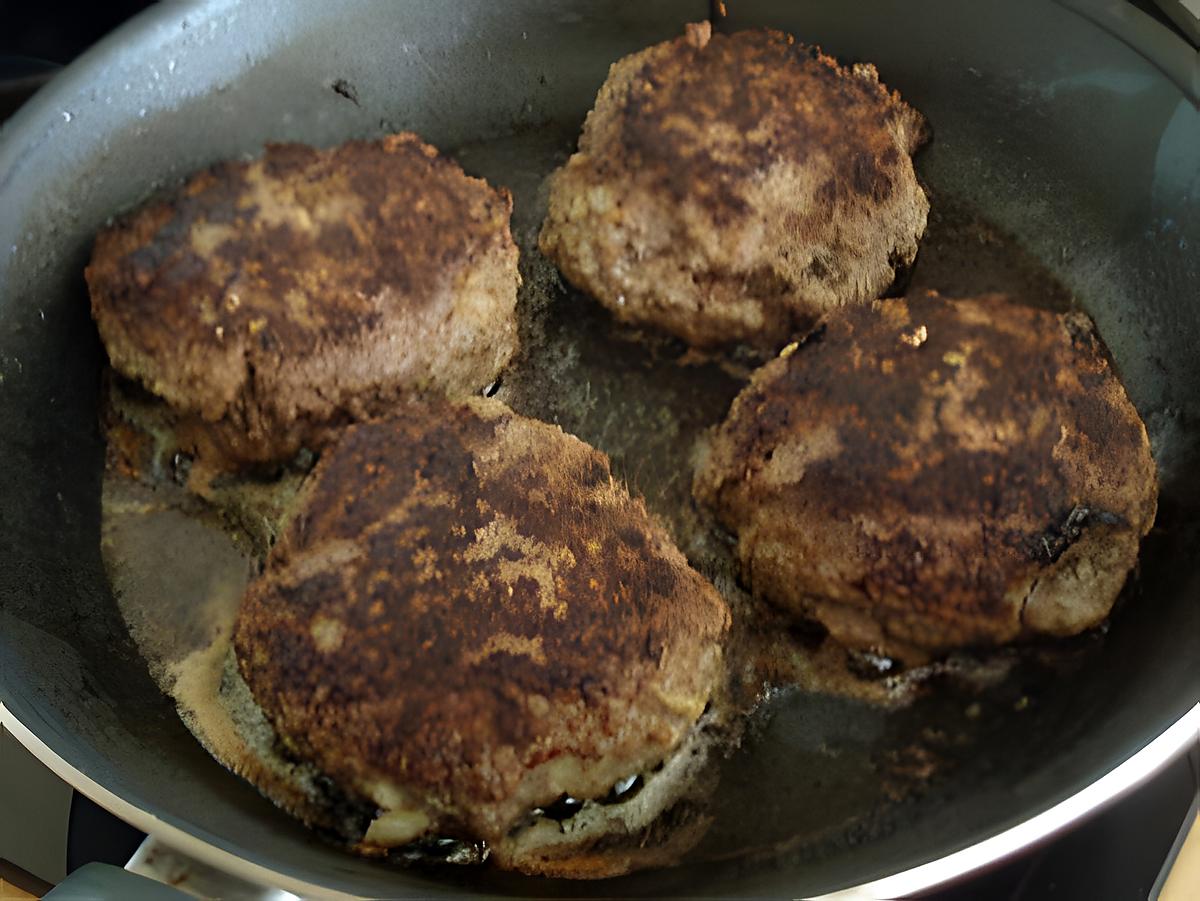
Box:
[234,397,729,844]
[607,23,924,218]
[540,23,929,350]
[694,291,1157,662]
[87,135,519,477]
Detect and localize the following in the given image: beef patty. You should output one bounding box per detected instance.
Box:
[694,291,1157,663]
[234,397,730,876]
[87,134,519,482]
[539,22,929,351]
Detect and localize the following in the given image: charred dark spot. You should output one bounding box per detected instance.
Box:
[301,771,377,839]
[850,152,876,196]
[260,143,320,178]
[269,569,343,613]
[616,522,651,553]
[817,177,839,207]
[127,240,191,281]
[745,265,791,297]
[797,321,827,348]
[578,676,606,701]
[1022,505,1124,563]
[850,150,894,202]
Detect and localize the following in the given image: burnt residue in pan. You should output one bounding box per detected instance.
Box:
[101,125,1130,870]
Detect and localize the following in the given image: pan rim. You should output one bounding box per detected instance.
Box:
[1,0,1197,896]
[3,700,1197,897]
[0,702,354,900]
[817,702,1200,899]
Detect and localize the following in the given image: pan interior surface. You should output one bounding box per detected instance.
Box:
[1,0,1197,897]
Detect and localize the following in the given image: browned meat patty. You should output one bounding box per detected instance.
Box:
[694,291,1157,664]
[539,22,929,351]
[234,397,730,877]
[87,135,519,482]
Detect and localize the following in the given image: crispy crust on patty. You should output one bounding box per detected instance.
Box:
[540,22,929,350]
[694,291,1157,662]
[87,135,519,478]
[234,397,729,852]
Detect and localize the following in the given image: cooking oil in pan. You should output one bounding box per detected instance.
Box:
[101,125,1113,869]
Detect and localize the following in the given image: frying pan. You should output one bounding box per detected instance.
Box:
[1,0,1198,897]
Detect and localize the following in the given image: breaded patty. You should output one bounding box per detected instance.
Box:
[694,291,1157,663]
[539,22,929,351]
[234,397,729,876]
[87,135,519,481]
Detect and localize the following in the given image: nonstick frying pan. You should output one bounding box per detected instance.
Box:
[1,1,1198,897]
